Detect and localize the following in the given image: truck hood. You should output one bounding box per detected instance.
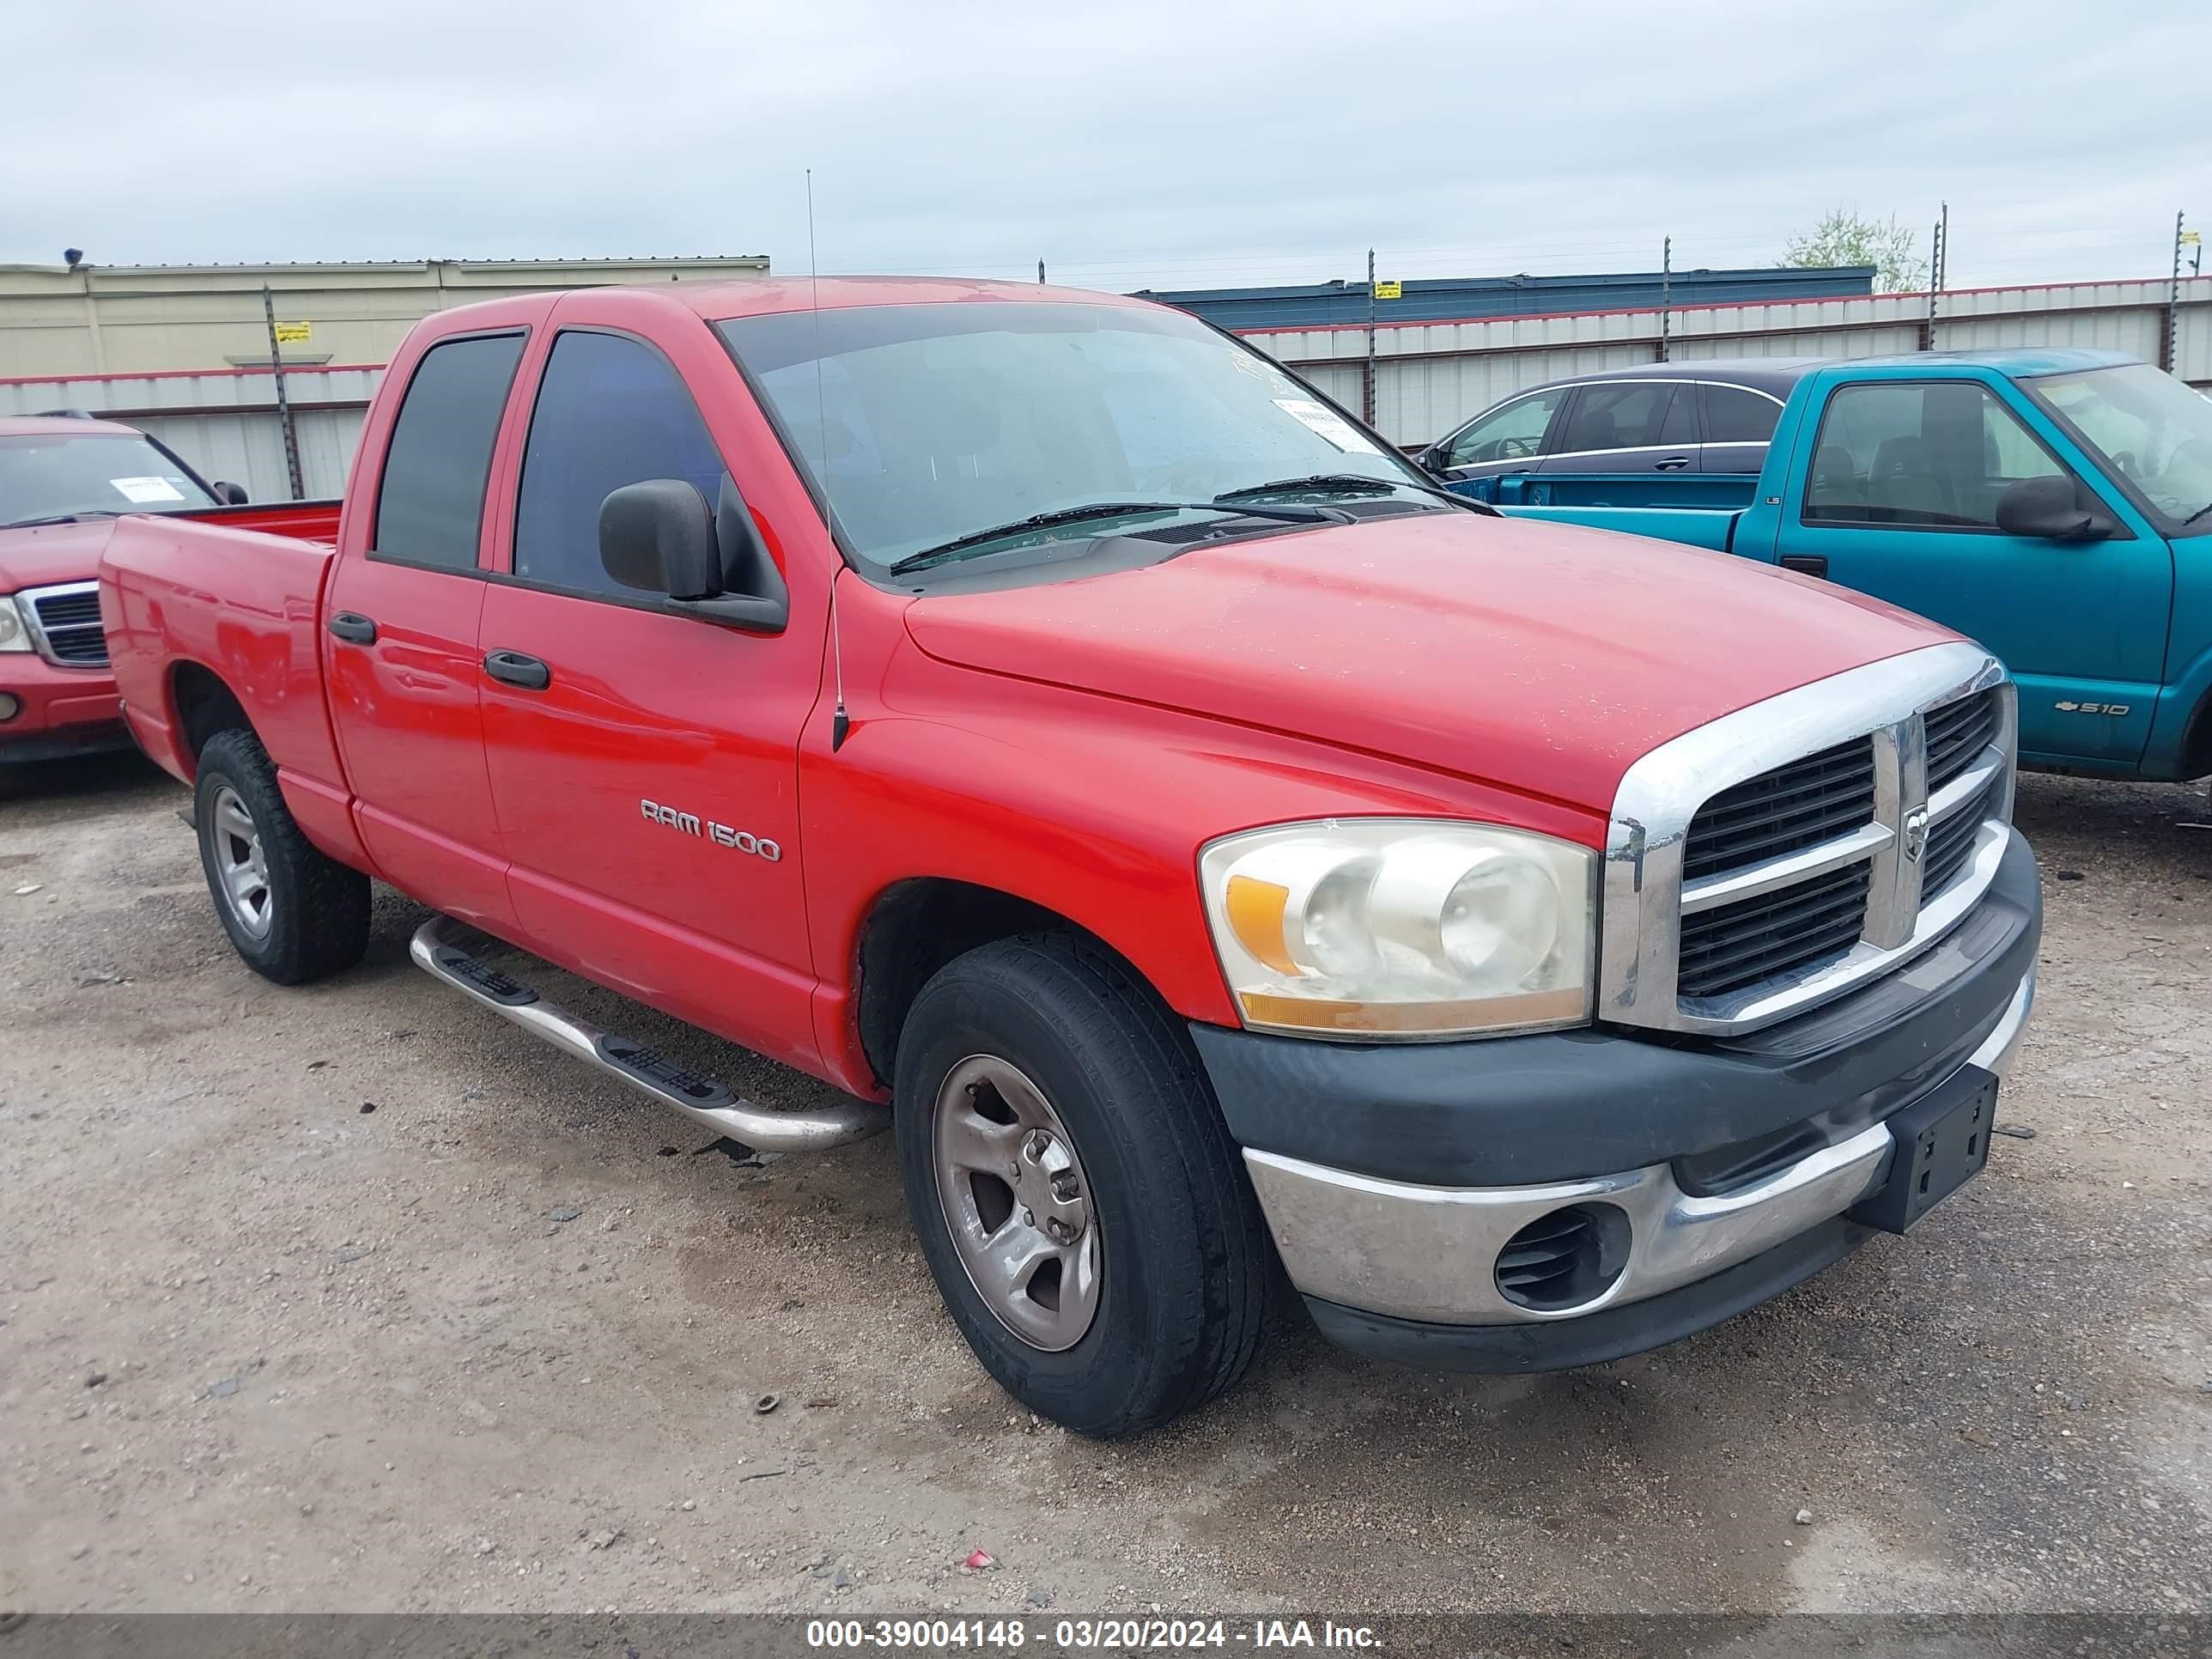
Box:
[902,512,1955,815]
[0,518,118,592]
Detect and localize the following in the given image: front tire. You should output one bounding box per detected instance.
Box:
[194,727,370,984]
[894,933,1271,1437]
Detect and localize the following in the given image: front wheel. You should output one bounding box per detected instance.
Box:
[194,727,370,985]
[894,933,1272,1437]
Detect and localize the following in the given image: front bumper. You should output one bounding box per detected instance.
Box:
[0,650,125,763]
[1191,832,2039,1369]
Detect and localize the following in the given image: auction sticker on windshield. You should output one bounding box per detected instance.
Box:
[1273,398,1374,453]
[109,476,187,504]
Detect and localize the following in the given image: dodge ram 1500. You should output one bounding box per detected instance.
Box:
[100,277,2039,1434]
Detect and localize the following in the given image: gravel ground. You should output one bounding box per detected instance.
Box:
[1,754,2206,1616]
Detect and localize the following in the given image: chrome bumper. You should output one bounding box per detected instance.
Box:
[1245,968,2034,1328]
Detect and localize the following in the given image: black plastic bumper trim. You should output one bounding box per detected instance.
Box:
[1303,1215,1874,1374]
[1193,832,2039,1188]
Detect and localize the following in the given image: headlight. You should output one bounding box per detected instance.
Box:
[1199,819,1595,1041]
[0,599,28,653]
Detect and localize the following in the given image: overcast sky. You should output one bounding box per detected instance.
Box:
[4,0,2203,294]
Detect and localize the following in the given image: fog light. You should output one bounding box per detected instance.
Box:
[0,692,21,723]
[1494,1202,1632,1312]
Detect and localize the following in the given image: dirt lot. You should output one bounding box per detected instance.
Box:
[2,756,2206,1617]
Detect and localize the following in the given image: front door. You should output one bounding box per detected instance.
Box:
[325,325,533,929]
[1431,384,1571,498]
[1778,377,2171,767]
[475,312,823,1071]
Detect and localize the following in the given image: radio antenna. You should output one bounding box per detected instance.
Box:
[808,167,850,752]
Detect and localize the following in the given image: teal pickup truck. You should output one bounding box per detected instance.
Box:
[1483,349,2212,780]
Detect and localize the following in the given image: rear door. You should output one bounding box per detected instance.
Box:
[1696,382,1786,475]
[475,296,823,1070]
[1537,380,1698,477]
[1779,375,2170,766]
[324,319,539,928]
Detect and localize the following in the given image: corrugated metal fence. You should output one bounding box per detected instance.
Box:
[3,273,2209,492]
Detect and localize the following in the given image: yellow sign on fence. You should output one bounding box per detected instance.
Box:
[272,321,313,345]
[1373,280,1403,301]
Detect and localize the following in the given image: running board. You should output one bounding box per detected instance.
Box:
[408,915,888,1153]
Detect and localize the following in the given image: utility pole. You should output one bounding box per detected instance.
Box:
[2165,211,2186,373]
[1659,237,1671,363]
[1921,202,1948,351]
[261,284,305,501]
[1364,247,1378,428]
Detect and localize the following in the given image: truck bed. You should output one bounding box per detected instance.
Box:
[1498,501,1742,552]
[99,509,343,792]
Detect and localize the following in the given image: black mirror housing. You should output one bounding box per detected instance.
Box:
[1994,475,2117,541]
[212,481,249,505]
[599,480,722,599]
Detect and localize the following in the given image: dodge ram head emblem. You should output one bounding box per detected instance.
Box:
[1902,805,1930,864]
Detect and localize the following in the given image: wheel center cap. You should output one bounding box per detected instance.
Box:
[1016,1127,1087,1242]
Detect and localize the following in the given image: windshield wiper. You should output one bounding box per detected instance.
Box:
[1215,473,1496,514]
[3,511,116,530]
[885,500,1328,575]
[2182,501,2212,527]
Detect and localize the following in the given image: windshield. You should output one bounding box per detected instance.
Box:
[0,432,217,527]
[717,301,1437,570]
[2022,362,2212,530]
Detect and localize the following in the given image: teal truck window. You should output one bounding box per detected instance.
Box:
[1804,382,2069,530]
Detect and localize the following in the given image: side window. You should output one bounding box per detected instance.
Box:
[1443,388,1565,467]
[1702,385,1783,446]
[1804,382,2070,529]
[372,332,526,569]
[1555,382,1679,453]
[514,331,729,596]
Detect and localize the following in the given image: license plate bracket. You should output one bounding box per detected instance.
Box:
[1849,1068,1998,1235]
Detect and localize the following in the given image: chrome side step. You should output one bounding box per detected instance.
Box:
[409,915,889,1153]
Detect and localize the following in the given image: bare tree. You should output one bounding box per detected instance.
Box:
[1783,209,1929,294]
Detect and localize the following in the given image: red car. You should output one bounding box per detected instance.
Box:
[99,278,2039,1435]
[0,414,327,765]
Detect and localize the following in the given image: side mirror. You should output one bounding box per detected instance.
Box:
[599,477,790,631]
[212,481,249,505]
[1994,476,2117,541]
[599,480,722,599]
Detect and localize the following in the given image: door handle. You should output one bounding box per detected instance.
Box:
[327,612,378,645]
[1655,456,1692,471]
[483,649,552,691]
[1778,554,1829,579]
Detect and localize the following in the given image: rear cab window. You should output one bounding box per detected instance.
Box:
[371,332,527,570]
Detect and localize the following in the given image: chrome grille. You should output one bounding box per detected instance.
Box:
[1677,862,1871,1000]
[1925,689,1999,793]
[22,581,109,667]
[1682,737,1875,881]
[1601,643,2016,1036]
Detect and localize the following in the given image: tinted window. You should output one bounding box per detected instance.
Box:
[1443,388,1564,467]
[372,333,526,569]
[1804,382,2069,529]
[1555,381,1679,453]
[514,331,728,595]
[1702,384,1783,445]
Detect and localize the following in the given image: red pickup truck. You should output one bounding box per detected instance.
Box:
[1,413,331,765]
[100,277,2040,1435]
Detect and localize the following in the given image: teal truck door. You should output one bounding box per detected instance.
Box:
[1776,377,2169,768]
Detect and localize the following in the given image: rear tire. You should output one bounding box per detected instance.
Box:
[194,727,370,985]
[893,933,1271,1437]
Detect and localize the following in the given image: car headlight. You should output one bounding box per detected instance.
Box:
[0,598,29,653]
[1199,819,1595,1041]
